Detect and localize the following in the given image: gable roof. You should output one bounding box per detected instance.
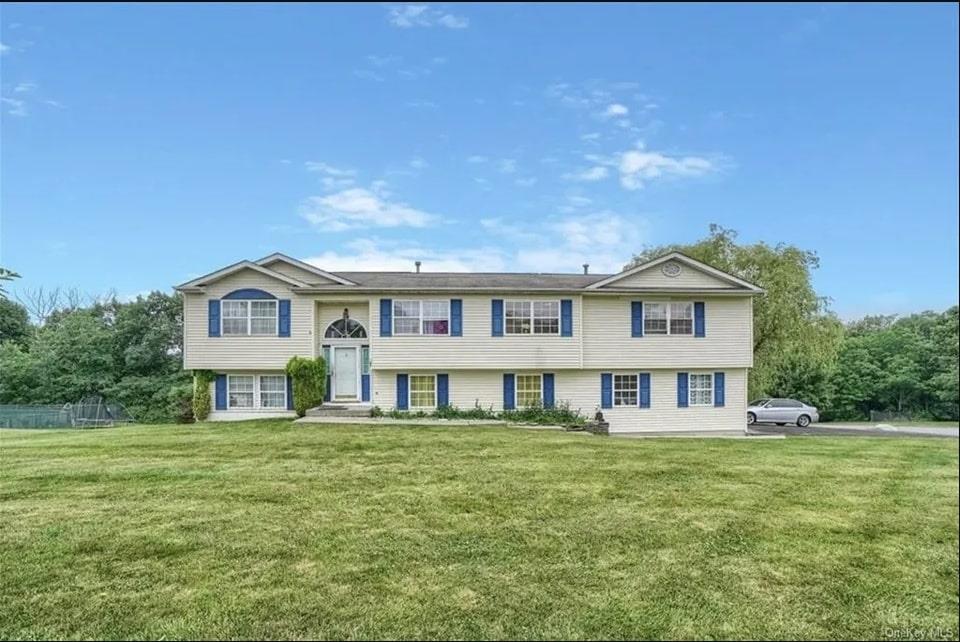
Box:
[585,251,763,292]
[174,251,761,294]
[254,253,357,286]
[174,260,312,291]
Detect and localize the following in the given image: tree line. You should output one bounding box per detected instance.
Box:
[0,229,956,423]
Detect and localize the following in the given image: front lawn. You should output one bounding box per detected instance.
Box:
[1,421,957,640]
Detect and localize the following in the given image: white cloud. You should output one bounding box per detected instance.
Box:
[13,82,36,93]
[618,149,716,190]
[300,187,438,231]
[564,166,609,182]
[603,103,629,118]
[498,159,517,174]
[409,156,428,170]
[353,69,385,82]
[0,42,9,54]
[305,161,356,177]
[466,155,488,163]
[387,5,469,29]
[2,97,27,117]
[580,132,601,142]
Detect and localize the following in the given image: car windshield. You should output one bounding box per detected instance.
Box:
[749,399,770,407]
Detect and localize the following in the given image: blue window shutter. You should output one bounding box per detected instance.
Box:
[450,299,463,336]
[437,374,449,406]
[503,373,515,410]
[380,299,392,337]
[714,372,725,407]
[361,374,371,402]
[491,299,504,336]
[278,299,291,337]
[677,372,689,408]
[639,373,651,408]
[560,300,573,337]
[396,374,408,410]
[215,374,227,410]
[542,373,555,408]
[601,373,613,409]
[208,300,221,337]
[286,375,294,410]
[631,301,643,338]
[694,301,705,337]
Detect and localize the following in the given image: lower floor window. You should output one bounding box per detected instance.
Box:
[613,374,638,407]
[228,374,286,409]
[259,375,287,408]
[409,374,436,409]
[689,373,713,406]
[516,374,542,408]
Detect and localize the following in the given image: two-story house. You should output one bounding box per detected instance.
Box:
[175,251,762,435]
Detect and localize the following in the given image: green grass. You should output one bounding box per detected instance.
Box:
[1,421,957,640]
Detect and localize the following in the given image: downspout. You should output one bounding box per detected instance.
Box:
[578,294,584,369]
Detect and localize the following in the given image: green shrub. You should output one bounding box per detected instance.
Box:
[192,370,215,421]
[286,356,327,417]
[384,400,585,426]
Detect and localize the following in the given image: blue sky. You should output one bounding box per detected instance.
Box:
[1,3,957,319]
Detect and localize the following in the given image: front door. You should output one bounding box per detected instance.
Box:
[334,347,358,400]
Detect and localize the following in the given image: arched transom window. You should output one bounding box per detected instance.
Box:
[324,309,367,339]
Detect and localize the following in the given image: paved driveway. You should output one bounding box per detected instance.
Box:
[749,423,958,438]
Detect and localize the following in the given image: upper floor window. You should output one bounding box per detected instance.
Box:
[505,300,559,335]
[222,300,277,336]
[394,300,449,336]
[644,301,693,336]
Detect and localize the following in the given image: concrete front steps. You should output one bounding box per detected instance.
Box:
[304,403,373,418]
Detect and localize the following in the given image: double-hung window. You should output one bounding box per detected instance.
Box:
[613,374,638,407]
[393,300,450,335]
[228,374,287,409]
[259,375,287,408]
[222,300,278,336]
[515,374,543,407]
[505,300,559,335]
[689,373,713,406]
[409,374,436,409]
[644,301,693,336]
[228,375,255,408]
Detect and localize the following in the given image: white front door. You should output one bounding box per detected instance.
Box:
[334,347,358,399]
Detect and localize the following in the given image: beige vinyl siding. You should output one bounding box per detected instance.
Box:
[604,265,736,289]
[183,269,313,370]
[370,295,581,369]
[372,368,747,433]
[581,295,753,368]
[260,260,339,286]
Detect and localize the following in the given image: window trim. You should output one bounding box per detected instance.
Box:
[503,299,561,336]
[226,374,287,410]
[612,372,639,408]
[643,300,694,336]
[688,372,714,407]
[392,299,451,337]
[221,299,279,337]
[514,373,544,408]
[408,373,438,409]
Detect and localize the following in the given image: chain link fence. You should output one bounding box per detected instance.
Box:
[0,397,135,429]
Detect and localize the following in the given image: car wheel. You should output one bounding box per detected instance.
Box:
[747,412,756,425]
[797,414,811,428]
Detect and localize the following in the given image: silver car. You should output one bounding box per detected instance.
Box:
[747,398,820,427]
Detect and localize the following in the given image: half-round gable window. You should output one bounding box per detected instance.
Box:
[222,288,277,300]
[325,317,367,339]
